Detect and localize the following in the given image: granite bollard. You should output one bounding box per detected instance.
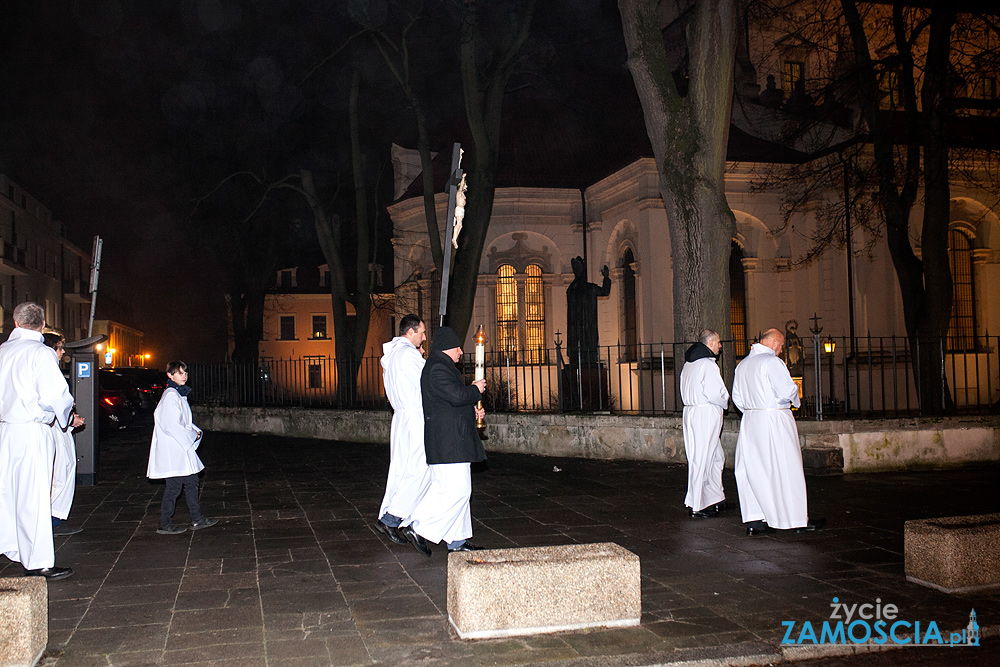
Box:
[0,577,47,667]
[905,513,1000,594]
[447,542,640,639]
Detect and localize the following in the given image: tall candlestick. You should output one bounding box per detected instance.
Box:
[474,324,485,428]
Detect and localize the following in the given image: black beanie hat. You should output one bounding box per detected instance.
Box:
[430,326,462,353]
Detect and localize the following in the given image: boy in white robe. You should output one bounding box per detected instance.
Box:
[148,361,217,535]
[733,328,824,535]
[680,329,730,517]
[43,333,85,536]
[0,302,76,580]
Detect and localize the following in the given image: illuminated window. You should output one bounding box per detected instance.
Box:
[783,61,804,100]
[730,241,748,358]
[948,230,978,352]
[495,265,518,358]
[311,315,327,339]
[494,263,547,363]
[620,248,638,362]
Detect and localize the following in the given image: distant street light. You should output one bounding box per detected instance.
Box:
[824,337,836,411]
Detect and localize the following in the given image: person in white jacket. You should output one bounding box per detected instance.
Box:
[375,314,430,545]
[0,302,76,580]
[147,361,217,535]
[680,329,730,518]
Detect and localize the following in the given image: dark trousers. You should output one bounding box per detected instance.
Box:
[160,474,204,527]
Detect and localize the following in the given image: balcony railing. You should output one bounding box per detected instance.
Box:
[188,335,1000,418]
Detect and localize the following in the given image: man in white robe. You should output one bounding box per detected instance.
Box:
[733,328,824,535]
[375,315,429,545]
[0,302,75,579]
[681,329,730,517]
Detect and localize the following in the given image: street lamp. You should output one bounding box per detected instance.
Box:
[824,337,836,411]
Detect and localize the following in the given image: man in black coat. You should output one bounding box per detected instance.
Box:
[400,326,486,556]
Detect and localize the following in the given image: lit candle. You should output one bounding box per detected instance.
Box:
[474,325,485,427]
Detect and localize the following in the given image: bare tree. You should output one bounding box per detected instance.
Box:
[617,0,740,345]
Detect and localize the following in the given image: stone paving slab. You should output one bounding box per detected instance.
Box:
[1,415,999,666]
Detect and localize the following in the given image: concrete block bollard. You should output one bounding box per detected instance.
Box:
[447,542,640,639]
[905,513,1000,594]
[0,577,47,667]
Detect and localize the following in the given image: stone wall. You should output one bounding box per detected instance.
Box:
[192,407,1000,474]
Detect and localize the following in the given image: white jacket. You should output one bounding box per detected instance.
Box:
[147,387,204,478]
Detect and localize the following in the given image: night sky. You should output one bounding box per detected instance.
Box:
[0,0,642,364]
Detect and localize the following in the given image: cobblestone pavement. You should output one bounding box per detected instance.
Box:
[3,416,999,666]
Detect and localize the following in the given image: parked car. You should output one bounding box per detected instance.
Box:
[99,369,140,437]
[111,367,168,411]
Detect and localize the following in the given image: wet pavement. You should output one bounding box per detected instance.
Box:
[2,414,1000,666]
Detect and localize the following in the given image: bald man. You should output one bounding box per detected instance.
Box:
[732,328,824,536]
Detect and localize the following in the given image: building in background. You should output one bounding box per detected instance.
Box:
[91,320,146,368]
[0,174,93,341]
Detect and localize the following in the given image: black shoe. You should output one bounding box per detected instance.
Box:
[689,506,721,518]
[745,521,775,536]
[793,518,827,533]
[399,525,432,557]
[157,524,187,535]
[375,520,407,545]
[448,543,485,553]
[52,525,83,537]
[190,518,219,531]
[23,566,73,581]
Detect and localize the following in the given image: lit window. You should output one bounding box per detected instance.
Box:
[494,263,547,364]
[312,315,327,339]
[730,241,748,357]
[948,230,978,352]
[783,61,804,100]
[620,248,638,362]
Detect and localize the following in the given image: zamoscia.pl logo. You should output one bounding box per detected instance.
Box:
[781,598,980,646]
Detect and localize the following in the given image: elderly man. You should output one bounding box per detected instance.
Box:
[733,328,825,536]
[0,302,76,579]
[681,329,730,518]
[400,326,486,556]
[375,314,429,545]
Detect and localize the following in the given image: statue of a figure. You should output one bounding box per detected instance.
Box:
[783,319,804,376]
[566,256,611,365]
[452,173,467,249]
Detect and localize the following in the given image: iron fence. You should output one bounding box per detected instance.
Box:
[188,335,1000,418]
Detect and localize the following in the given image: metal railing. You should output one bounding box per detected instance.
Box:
[188,335,1000,418]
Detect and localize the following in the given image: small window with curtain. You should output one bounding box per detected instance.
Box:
[948,229,978,351]
[279,316,296,341]
[311,315,328,339]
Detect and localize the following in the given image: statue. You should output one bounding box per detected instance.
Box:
[566,256,611,366]
[783,319,804,377]
[452,173,467,249]
[759,74,784,109]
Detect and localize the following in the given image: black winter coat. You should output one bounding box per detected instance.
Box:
[421,350,486,464]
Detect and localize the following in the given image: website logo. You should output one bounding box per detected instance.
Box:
[781,598,980,647]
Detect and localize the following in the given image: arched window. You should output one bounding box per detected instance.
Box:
[494,263,547,363]
[729,241,748,357]
[620,248,637,362]
[524,264,545,363]
[948,229,978,351]
[495,264,519,358]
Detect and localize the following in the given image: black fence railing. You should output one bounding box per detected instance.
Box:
[188,335,1000,418]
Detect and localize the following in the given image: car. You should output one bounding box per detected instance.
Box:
[111,367,168,411]
[99,369,140,436]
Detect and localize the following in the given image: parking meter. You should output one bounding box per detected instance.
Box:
[66,334,107,486]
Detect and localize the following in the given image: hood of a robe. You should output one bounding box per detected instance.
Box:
[684,342,717,363]
[381,336,417,370]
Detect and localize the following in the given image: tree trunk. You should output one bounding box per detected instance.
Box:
[618,0,738,345]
